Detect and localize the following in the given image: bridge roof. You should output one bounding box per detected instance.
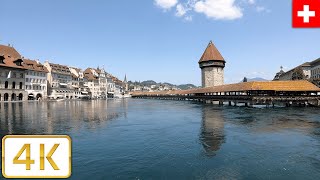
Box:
[199,41,225,63]
[194,80,320,93]
[131,80,320,96]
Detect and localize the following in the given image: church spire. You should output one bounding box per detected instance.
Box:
[124,74,127,83]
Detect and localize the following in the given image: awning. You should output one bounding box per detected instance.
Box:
[108,92,114,94]
[28,94,34,97]
[81,91,89,94]
[59,83,68,86]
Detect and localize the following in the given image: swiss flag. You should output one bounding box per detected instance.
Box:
[293,0,320,28]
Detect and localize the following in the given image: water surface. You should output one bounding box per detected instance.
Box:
[1,99,320,179]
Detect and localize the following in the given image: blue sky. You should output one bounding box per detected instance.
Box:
[1,0,319,85]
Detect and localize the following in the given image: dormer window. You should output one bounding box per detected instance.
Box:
[0,56,4,64]
[14,59,23,66]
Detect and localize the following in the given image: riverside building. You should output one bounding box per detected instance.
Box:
[96,68,108,98]
[274,58,320,87]
[69,67,90,99]
[23,59,48,100]
[0,45,27,101]
[44,61,74,99]
[84,68,100,99]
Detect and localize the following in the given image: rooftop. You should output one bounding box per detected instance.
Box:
[84,68,99,81]
[49,62,71,75]
[0,44,22,59]
[132,80,320,96]
[0,55,26,70]
[23,59,48,73]
[199,41,225,63]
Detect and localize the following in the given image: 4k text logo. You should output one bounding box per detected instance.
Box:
[2,135,71,178]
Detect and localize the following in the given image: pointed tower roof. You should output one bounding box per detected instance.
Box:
[124,74,127,83]
[199,41,225,63]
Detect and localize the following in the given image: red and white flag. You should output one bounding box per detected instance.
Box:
[293,0,320,28]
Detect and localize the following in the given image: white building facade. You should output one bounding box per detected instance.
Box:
[44,61,74,99]
[24,59,48,100]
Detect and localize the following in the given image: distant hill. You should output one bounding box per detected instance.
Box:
[178,84,198,90]
[248,77,269,82]
[128,80,197,90]
[241,77,269,82]
[141,80,157,86]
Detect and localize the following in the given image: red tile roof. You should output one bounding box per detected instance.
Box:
[0,45,22,59]
[132,81,320,96]
[194,81,320,93]
[49,63,71,75]
[0,55,26,70]
[23,59,49,73]
[199,41,225,63]
[84,68,98,81]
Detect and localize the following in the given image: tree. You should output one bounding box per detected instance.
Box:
[243,77,248,82]
[292,67,306,80]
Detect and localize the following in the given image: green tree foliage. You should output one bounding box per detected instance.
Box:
[292,67,306,80]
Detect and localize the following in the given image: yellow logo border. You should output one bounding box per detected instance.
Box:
[2,135,72,179]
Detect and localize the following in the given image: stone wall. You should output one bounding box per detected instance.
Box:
[201,67,224,87]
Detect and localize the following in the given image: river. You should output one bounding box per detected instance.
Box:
[1,99,320,179]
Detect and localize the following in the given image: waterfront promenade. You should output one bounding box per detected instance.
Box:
[132,80,320,107]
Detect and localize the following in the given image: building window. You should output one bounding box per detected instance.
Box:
[12,82,16,89]
[4,93,9,101]
[14,59,23,66]
[18,93,23,101]
[19,82,23,89]
[11,93,16,101]
[5,81,8,89]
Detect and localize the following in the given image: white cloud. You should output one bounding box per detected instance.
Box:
[185,16,193,21]
[247,0,255,5]
[256,6,271,13]
[176,4,187,16]
[154,0,269,21]
[155,0,178,9]
[194,0,243,20]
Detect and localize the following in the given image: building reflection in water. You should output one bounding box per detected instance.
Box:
[0,100,127,137]
[200,106,226,156]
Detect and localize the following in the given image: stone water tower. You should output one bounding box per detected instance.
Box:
[199,41,226,87]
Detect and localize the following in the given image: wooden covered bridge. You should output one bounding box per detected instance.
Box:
[131,81,320,107]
